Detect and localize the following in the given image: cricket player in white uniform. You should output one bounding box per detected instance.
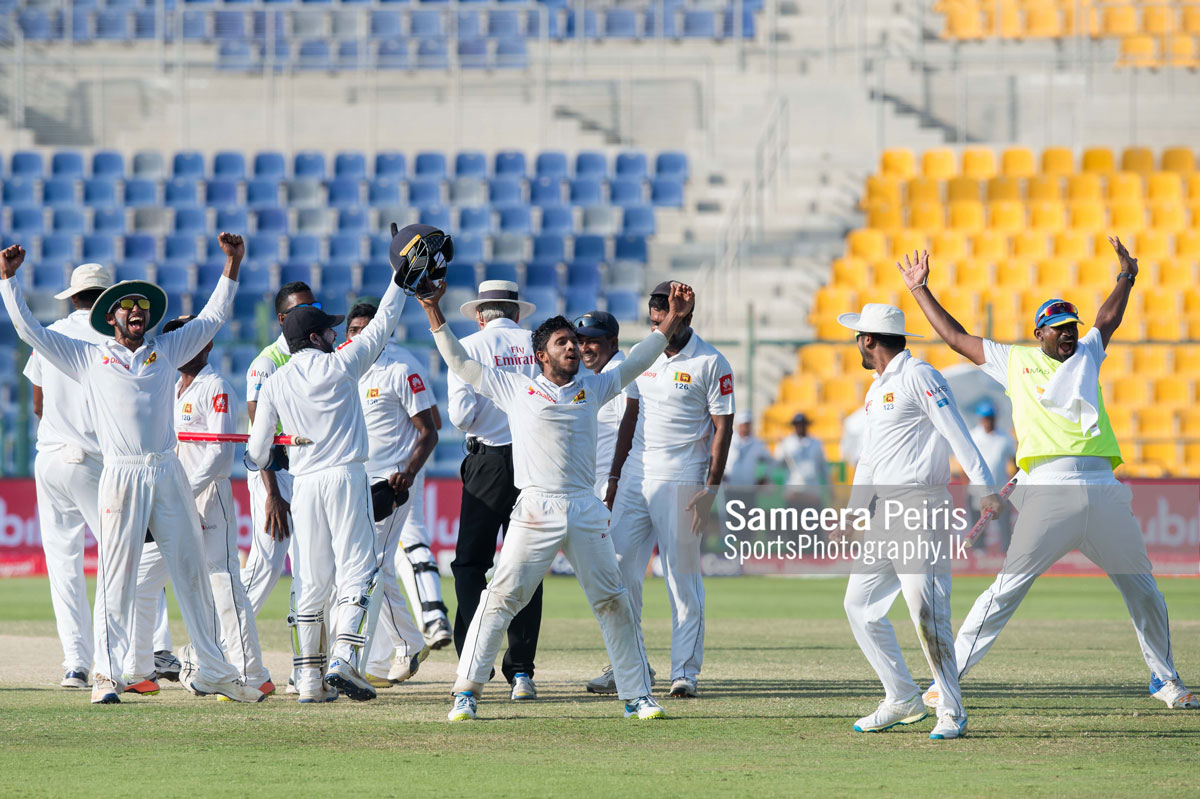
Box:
[723,411,773,487]
[901,241,1199,711]
[417,280,696,722]
[573,310,632,498]
[0,236,264,705]
[839,303,997,740]
[597,281,735,699]
[343,301,437,687]
[248,259,410,703]
[162,315,271,695]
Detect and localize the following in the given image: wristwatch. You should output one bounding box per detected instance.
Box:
[1117,272,1136,285]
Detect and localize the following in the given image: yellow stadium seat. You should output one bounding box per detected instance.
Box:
[1182,446,1200,478]
[1134,230,1171,260]
[1146,316,1183,341]
[867,205,904,230]
[986,0,1024,37]
[1041,147,1075,176]
[1106,405,1134,438]
[1001,147,1036,178]
[922,148,958,180]
[1147,171,1184,204]
[1108,171,1145,203]
[1111,376,1151,405]
[1186,173,1200,201]
[931,230,968,260]
[989,200,1026,232]
[1030,201,1067,231]
[881,148,916,179]
[1076,256,1112,287]
[816,318,849,339]
[1019,288,1051,321]
[821,376,864,405]
[813,287,856,316]
[798,344,842,374]
[1118,35,1159,68]
[1096,6,1139,38]
[1139,442,1181,473]
[1082,146,1116,174]
[1141,5,1175,36]
[1066,172,1103,201]
[907,177,942,205]
[961,147,998,179]
[1178,406,1200,437]
[1109,202,1146,232]
[970,230,1008,259]
[1183,4,1200,34]
[948,200,985,232]
[994,258,1033,289]
[891,228,929,259]
[1136,409,1176,438]
[858,287,899,307]
[1158,256,1199,288]
[1165,35,1200,68]
[1183,287,1200,315]
[1140,286,1182,316]
[1176,229,1200,256]
[1068,200,1107,231]
[1132,346,1171,375]
[1035,257,1076,287]
[862,175,902,209]
[1089,231,1116,257]
[956,258,994,288]
[1120,147,1156,175]
[940,287,980,319]
[947,176,981,204]
[1150,203,1187,232]
[909,202,946,230]
[832,257,871,285]
[1161,146,1196,173]
[986,176,1023,202]
[779,376,819,405]
[1024,2,1064,37]
[848,229,887,259]
[943,5,986,39]
[1012,230,1049,259]
[1053,229,1090,258]
[1026,174,1063,202]
[1187,318,1200,338]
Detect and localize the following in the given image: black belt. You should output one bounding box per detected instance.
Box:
[465,438,512,456]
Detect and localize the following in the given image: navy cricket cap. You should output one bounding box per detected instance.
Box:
[650,280,676,297]
[283,305,345,351]
[1034,298,1082,329]
[574,310,619,337]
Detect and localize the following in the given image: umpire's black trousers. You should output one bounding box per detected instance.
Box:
[453,441,542,683]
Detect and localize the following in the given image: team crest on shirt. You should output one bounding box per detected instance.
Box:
[882,392,896,411]
[183,402,193,414]
[212,394,228,414]
[408,374,426,393]
[570,389,587,404]
[674,371,691,384]
[367,388,380,398]
[145,352,157,365]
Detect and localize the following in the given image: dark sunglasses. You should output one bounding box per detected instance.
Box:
[110,297,151,312]
[574,315,608,331]
[1037,300,1078,325]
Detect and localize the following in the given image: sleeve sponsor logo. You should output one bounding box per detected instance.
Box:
[924,384,948,397]
[936,397,950,408]
[719,374,734,396]
[212,394,228,414]
[337,340,352,351]
[408,374,426,393]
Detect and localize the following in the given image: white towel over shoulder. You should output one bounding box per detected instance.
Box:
[1037,327,1106,436]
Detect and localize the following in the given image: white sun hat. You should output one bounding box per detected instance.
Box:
[459,279,537,320]
[837,303,924,338]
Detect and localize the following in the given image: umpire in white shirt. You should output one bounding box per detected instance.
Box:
[447,280,542,700]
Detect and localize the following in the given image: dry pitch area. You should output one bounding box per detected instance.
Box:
[1,575,1197,798]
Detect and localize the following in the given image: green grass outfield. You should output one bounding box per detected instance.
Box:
[1,575,1197,798]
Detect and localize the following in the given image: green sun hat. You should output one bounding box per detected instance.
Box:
[90,280,169,336]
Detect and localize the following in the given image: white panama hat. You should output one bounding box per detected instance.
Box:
[837,303,924,338]
[459,279,537,319]
[54,263,113,300]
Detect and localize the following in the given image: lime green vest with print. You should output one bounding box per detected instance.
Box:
[250,342,290,435]
[1006,344,1122,472]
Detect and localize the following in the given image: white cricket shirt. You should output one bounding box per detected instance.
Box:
[622,331,735,484]
[174,364,237,495]
[359,347,435,481]
[851,351,995,498]
[776,434,828,487]
[247,280,406,477]
[724,432,773,485]
[447,318,537,446]
[594,350,631,485]
[23,309,109,456]
[1,275,237,459]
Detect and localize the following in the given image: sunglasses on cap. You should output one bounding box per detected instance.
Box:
[285,301,322,314]
[110,297,151,312]
[1036,300,1078,326]
[574,315,608,330]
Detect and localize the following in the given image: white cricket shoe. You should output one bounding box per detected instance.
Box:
[297,685,339,704]
[154,649,182,682]
[510,673,537,701]
[1152,678,1200,709]
[624,695,667,720]
[424,616,453,650]
[929,714,968,740]
[922,682,939,708]
[61,670,89,689]
[324,658,377,701]
[181,671,266,703]
[388,645,431,685]
[587,663,656,694]
[448,691,477,721]
[90,674,124,705]
[668,677,697,698]
[853,695,929,732]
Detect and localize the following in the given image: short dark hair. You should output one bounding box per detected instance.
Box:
[648,294,669,313]
[870,332,907,352]
[347,302,377,324]
[73,288,104,310]
[532,315,576,354]
[275,281,312,316]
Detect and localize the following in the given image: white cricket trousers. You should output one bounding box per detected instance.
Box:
[290,464,379,694]
[953,470,1178,682]
[455,490,653,701]
[123,541,173,680]
[610,477,705,682]
[94,452,238,685]
[365,492,425,677]
[241,468,296,614]
[393,473,447,630]
[843,526,964,722]
[34,447,103,673]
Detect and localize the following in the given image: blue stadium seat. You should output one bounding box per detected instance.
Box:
[165,179,199,208]
[52,152,85,180]
[297,40,332,70]
[376,38,409,69]
[82,234,116,263]
[449,177,487,207]
[488,8,521,36]
[414,152,448,181]
[605,290,640,321]
[247,178,281,209]
[92,208,126,235]
[174,207,207,235]
[609,178,644,208]
[123,234,157,263]
[456,9,483,39]
[205,180,239,208]
[574,151,607,180]
[454,234,485,265]
[524,263,560,288]
[286,179,322,208]
[565,8,599,39]
[11,208,44,238]
[417,38,450,69]
[536,151,568,180]
[643,8,680,38]
[41,235,76,265]
[338,207,369,233]
[213,10,246,41]
[408,179,442,208]
[448,320,478,339]
[615,152,648,179]
[531,233,566,264]
[335,152,367,180]
[2,179,36,208]
[498,206,531,234]
[195,262,226,299]
[218,41,254,71]
[132,151,166,180]
[458,206,492,235]
[328,233,364,264]
[485,262,519,283]
[17,10,55,43]
[53,208,86,235]
[368,178,401,207]
[42,179,77,209]
[566,260,602,289]
[254,208,288,234]
[723,6,756,38]
[572,234,606,263]
[495,38,527,69]
[455,151,487,179]
[650,176,685,207]
[246,237,280,265]
[32,266,68,293]
[123,178,157,208]
[241,263,274,293]
[337,41,363,70]
[370,10,403,38]
[374,152,407,180]
[10,151,44,180]
[368,235,391,262]
[419,206,452,230]
[614,234,648,263]
[181,10,208,41]
[405,323,436,344]
[132,9,157,40]
[156,264,192,295]
[564,286,595,317]
[409,9,444,36]
[91,151,125,180]
[539,205,573,235]
[604,8,638,39]
[164,234,198,263]
[211,151,246,181]
[622,205,656,236]
[683,9,717,38]
[488,178,523,207]
[360,262,394,294]
[215,207,248,233]
[569,177,604,207]
[288,235,321,262]
[296,208,331,235]
[294,151,327,180]
[529,177,562,208]
[279,263,314,287]
[115,262,151,283]
[327,178,361,209]
[494,150,526,179]
[173,151,205,180]
[254,152,287,180]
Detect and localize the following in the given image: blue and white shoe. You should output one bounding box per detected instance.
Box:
[61,670,89,689]
[929,714,967,739]
[510,673,537,701]
[298,685,339,704]
[624,695,666,720]
[448,691,477,721]
[90,674,123,705]
[853,696,928,732]
[323,658,377,702]
[1150,676,1199,709]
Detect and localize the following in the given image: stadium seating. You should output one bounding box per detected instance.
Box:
[772,145,1200,477]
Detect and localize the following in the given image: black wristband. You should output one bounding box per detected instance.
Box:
[1117,272,1135,285]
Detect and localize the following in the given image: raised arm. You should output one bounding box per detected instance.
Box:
[418,281,486,390]
[158,233,242,367]
[1094,236,1138,349]
[897,250,986,366]
[337,278,407,378]
[615,283,696,387]
[0,245,92,379]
